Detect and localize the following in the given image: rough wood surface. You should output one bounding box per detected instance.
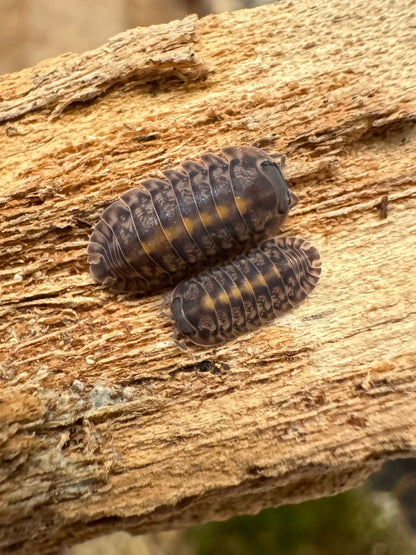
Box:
[1,1,415,553]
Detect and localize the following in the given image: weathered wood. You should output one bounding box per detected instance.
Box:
[1,1,415,553]
[0,15,204,122]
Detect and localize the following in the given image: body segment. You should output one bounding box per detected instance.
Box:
[171,236,321,347]
[87,146,297,293]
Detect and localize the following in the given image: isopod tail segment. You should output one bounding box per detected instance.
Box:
[170,236,321,348]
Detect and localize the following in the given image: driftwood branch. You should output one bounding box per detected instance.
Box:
[1,1,416,553]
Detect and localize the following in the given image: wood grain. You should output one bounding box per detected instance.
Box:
[1,0,415,553]
[0,15,205,122]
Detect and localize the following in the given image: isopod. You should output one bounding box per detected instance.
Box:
[87,146,298,293]
[170,236,321,347]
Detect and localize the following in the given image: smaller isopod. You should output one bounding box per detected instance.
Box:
[170,236,321,347]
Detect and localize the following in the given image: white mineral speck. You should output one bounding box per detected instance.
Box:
[72,379,85,392]
[246,120,259,130]
[155,340,174,349]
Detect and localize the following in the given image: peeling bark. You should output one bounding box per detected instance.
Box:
[0,15,205,122]
[1,0,416,553]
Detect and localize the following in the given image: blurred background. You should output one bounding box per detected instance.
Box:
[0,0,271,74]
[60,459,416,555]
[2,1,416,553]
[62,461,416,555]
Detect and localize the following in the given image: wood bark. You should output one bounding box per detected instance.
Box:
[1,1,415,553]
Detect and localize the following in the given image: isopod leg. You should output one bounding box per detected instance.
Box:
[270,153,286,170]
[160,295,172,319]
[171,327,195,358]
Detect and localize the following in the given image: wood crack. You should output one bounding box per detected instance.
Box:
[1,1,416,552]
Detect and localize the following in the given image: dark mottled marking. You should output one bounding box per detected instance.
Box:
[135,133,159,143]
[380,195,389,220]
[171,236,321,347]
[209,266,247,334]
[87,146,297,293]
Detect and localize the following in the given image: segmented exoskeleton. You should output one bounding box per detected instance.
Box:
[87,146,297,293]
[171,236,321,346]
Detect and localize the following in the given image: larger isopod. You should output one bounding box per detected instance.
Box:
[171,236,321,347]
[87,146,298,293]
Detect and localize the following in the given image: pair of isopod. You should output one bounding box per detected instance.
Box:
[87,146,321,346]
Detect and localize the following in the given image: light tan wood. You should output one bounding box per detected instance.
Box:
[1,1,416,553]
